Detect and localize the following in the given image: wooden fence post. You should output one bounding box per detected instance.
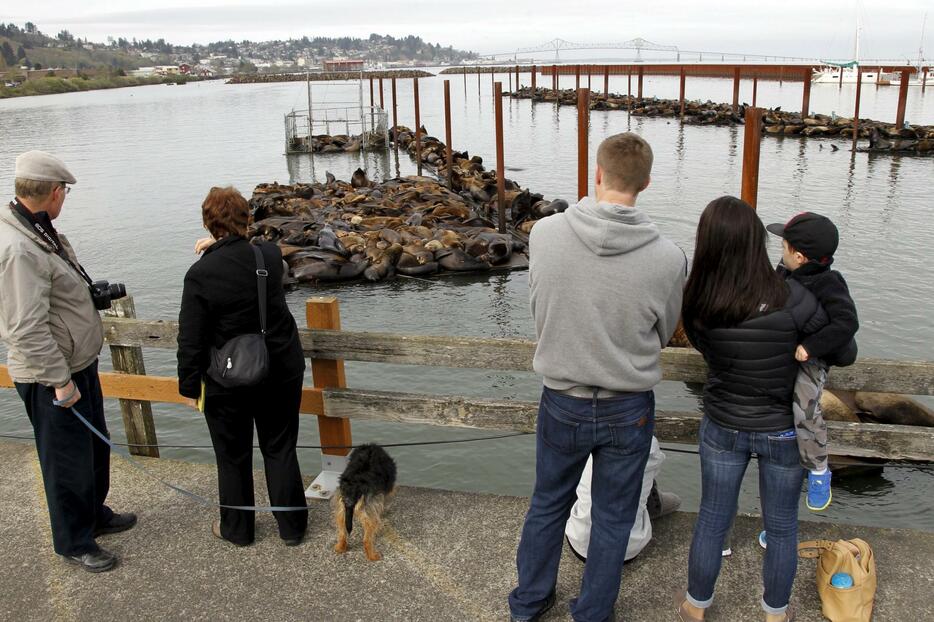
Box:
[106,296,159,457]
[305,297,352,500]
[740,107,763,209]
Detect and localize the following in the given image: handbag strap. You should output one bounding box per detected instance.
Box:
[798,539,836,559]
[251,244,268,335]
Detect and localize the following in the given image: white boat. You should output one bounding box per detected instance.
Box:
[812,11,930,87]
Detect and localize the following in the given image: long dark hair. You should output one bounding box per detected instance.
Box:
[683,196,787,328]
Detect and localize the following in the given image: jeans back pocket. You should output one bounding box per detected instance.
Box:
[607,412,654,456]
[539,405,580,453]
[701,417,739,454]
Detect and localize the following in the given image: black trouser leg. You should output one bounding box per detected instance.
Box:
[15,360,110,556]
[73,361,114,526]
[255,377,308,539]
[204,399,256,545]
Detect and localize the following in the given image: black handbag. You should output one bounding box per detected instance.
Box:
[207,244,270,388]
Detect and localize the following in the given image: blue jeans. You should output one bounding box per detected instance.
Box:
[509,387,654,622]
[687,417,805,615]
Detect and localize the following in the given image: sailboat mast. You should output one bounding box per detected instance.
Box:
[920,13,928,71]
[854,7,860,66]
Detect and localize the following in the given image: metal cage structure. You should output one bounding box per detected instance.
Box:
[284,73,390,154]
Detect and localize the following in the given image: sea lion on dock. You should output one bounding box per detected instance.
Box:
[364,243,403,281]
[351,168,371,188]
[435,248,491,272]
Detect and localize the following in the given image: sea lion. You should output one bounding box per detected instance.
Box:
[854,392,934,427]
[379,228,403,245]
[316,226,349,257]
[363,243,403,281]
[435,248,491,272]
[351,168,370,188]
[397,261,439,276]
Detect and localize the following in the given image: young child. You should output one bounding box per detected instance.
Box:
[766,212,859,512]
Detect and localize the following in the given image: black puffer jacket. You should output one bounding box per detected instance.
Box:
[177,236,305,399]
[685,280,827,432]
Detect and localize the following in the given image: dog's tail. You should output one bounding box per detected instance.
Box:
[343,497,356,534]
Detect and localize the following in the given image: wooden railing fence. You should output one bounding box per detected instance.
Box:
[2,296,933,465]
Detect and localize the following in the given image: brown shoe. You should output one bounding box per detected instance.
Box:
[675,589,704,622]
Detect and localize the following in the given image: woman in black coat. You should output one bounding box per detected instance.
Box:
[676,197,826,622]
[177,186,308,546]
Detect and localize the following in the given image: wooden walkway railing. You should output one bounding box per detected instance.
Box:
[2,296,934,464]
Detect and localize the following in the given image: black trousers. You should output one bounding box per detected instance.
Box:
[15,359,113,556]
[203,376,308,544]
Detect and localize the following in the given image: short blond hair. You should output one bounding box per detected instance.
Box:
[14,178,58,199]
[596,133,653,194]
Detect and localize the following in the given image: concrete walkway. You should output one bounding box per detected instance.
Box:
[2,440,932,621]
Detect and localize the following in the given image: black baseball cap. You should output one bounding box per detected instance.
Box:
[766,212,839,264]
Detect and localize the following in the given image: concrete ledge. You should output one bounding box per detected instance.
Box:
[1,440,932,621]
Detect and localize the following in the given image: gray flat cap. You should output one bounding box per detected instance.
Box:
[14,151,77,184]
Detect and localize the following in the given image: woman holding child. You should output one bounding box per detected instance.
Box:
[677,196,826,622]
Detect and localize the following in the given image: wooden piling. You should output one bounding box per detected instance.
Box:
[515,64,520,90]
[839,66,844,89]
[444,80,453,190]
[679,67,686,119]
[575,65,580,90]
[587,65,591,90]
[801,69,812,118]
[105,296,158,458]
[627,69,632,111]
[463,69,467,95]
[732,67,741,112]
[552,64,558,95]
[923,67,929,93]
[577,88,589,201]
[378,77,384,109]
[494,82,507,234]
[852,69,864,152]
[752,76,758,108]
[895,70,910,128]
[306,298,352,458]
[531,65,537,97]
[391,77,398,147]
[603,65,609,95]
[876,66,882,90]
[369,77,374,107]
[637,67,644,100]
[740,107,762,210]
[414,77,422,176]
[478,69,481,97]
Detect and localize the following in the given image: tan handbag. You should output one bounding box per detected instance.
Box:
[798,538,877,622]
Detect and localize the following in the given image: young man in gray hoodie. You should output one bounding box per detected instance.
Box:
[509,133,686,622]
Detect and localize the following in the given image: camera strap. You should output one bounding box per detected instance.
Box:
[9,200,95,286]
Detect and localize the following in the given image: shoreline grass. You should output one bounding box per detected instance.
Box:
[0,74,208,99]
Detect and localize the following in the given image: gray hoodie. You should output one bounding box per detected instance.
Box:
[529,196,686,392]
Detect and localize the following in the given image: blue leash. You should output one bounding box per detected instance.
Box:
[59,402,310,513]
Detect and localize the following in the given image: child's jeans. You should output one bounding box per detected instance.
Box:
[793,359,829,472]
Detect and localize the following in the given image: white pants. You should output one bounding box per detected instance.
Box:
[565,436,665,561]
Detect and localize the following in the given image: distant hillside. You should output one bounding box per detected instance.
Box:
[0,22,478,74]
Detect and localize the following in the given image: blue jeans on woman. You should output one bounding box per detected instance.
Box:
[687,416,805,615]
[509,386,655,622]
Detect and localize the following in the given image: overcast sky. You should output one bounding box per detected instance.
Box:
[6,1,931,61]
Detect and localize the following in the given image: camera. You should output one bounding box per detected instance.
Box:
[89,280,127,311]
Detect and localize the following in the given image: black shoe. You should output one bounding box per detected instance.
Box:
[510,591,556,622]
[63,548,117,573]
[283,534,305,547]
[94,512,138,537]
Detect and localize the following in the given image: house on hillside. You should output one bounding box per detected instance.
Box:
[323,58,364,72]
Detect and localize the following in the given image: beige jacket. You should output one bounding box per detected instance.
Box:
[0,204,104,387]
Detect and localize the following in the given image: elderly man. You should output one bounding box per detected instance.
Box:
[0,151,136,572]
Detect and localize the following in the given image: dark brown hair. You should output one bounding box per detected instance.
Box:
[682,196,788,329]
[202,186,249,239]
[596,132,653,193]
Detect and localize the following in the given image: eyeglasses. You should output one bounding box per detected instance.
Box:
[59,185,71,195]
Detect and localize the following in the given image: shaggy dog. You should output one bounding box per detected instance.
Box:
[333,443,397,561]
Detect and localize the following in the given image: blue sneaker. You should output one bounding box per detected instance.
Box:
[807,471,833,511]
[758,530,767,550]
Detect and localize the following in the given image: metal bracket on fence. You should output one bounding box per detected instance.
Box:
[305,453,348,500]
